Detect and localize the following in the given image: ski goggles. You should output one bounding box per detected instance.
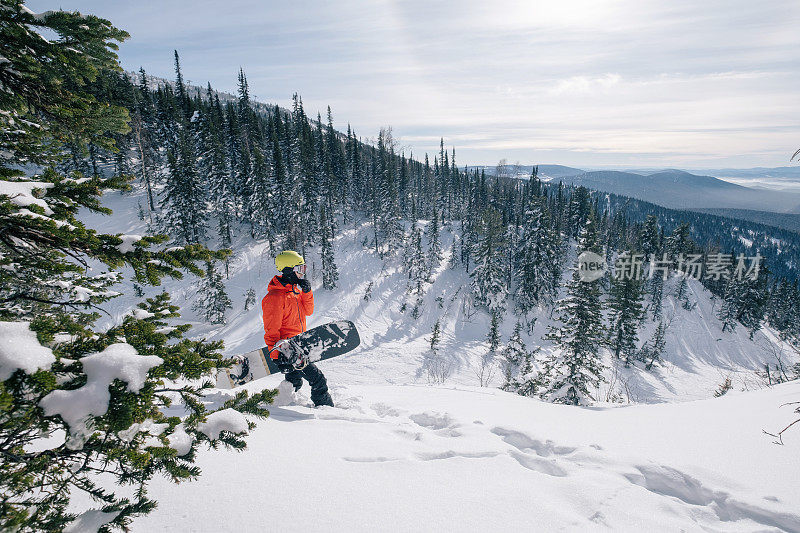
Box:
[293,264,306,277]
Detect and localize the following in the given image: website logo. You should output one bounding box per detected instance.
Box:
[578,251,606,282]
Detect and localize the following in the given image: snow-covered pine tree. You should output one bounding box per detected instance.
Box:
[422,318,451,383]
[639,215,665,319]
[376,128,403,256]
[130,68,159,222]
[193,260,233,324]
[502,321,543,395]
[232,68,253,210]
[738,264,769,338]
[310,112,330,242]
[199,87,236,257]
[567,186,592,238]
[404,221,427,318]
[665,223,695,262]
[323,106,343,226]
[249,139,275,241]
[501,321,529,388]
[675,275,691,308]
[649,272,664,320]
[541,216,606,405]
[285,93,307,250]
[477,311,501,386]
[718,276,741,333]
[244,287,256,311]
[768,279,800,344]
[158,51,208,244]
[607,253,645,366]
[269,111,288,234]
[514,173,560,314]
[426,204,442,277]
[320,204,339,290]
[640,318,667,369]
[161,125,207,244]
[343,125,362,222]
[718,264,769,338]
[470,207,507,314]
[639,215,660,258]
[0,6,273,530]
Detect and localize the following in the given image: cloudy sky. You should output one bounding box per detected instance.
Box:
[31,0,800,168]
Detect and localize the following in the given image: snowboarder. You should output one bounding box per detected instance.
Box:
[262,250,334,407]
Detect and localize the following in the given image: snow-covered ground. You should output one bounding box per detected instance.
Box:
[132,379,800,532]
[77,189,800,532]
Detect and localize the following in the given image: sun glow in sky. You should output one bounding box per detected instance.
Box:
[29,0,800,168]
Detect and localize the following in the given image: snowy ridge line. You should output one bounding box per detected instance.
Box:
[122,70,287,117]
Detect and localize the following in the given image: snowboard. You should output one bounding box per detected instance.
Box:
[215,320,360,389]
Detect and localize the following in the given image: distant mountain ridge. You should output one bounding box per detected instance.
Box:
[469,165,800,214]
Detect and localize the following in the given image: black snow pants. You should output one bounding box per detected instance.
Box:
[278,360,334,407]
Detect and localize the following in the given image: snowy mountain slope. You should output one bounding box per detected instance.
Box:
[125,379,800,532]
[82,189,797,404]
[74,189,800,531]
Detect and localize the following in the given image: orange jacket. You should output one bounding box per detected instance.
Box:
[262,275,314,358]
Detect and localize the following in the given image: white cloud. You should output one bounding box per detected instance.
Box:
[549,74,622,95]
[27,0,800,167]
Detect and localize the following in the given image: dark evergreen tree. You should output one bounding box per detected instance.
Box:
[244,287,256,311]
[541,216,605,405]
[193,260,233,324]
[161,126,207,243]
[470,208,507,314]
[426,204,442,277]
[648,273,664,319]
[607,253,645,366]
[422,318,450,383]
[130,69,158,223]
[718,277,741,333]
[718,262,769,338]
[640,215,660,258]
[568,186,592,238]
[320,205,339,290]
[501,321,530,389]
[199,88,235,254]
[0,6,272,531]
[640,319,667,369]
[404,220,427,318]
[514,171,561,314]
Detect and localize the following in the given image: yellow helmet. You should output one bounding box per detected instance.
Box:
[275,250,305,272]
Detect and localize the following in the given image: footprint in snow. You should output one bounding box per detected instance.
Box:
[393,429,423,441]
[491,427,577,457]
[409,412,459,430]
[508,450,568,477]
[624,464,800,532]
[342,456,399,463]
[371,402,403,418]
[416,450,501,461]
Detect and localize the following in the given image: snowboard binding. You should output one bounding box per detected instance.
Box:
[272,338,307,370]
[230,356,251,385]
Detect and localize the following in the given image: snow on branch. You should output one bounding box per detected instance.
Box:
[197,408,249,440]
[0,321,55,380]
[39,343,162,449]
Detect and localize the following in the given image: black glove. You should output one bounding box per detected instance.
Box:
[279,269,301,286]
[298,279,311,293]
